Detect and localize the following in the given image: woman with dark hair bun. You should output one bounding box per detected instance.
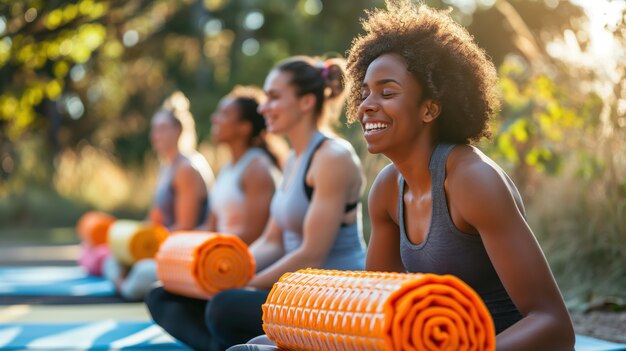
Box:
[146,58,366,350]
[247,55,366,284]
[205,85,284,244]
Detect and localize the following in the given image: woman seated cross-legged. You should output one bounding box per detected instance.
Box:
[101,91,213,301]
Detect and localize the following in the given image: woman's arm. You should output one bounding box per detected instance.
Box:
[238,157,277,245]
[248,141,361,289]
[198,211,217,232]
[366,164,406,272]
[171,162,206,231]
[249,218,285,273]
[449,151,574,351]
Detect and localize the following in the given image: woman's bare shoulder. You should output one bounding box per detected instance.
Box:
[370,163,399,202]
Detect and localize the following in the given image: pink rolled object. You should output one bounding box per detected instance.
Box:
[78,244,111,276]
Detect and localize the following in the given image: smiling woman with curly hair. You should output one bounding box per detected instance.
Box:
[346,1,574,350]
[345,1,500,145]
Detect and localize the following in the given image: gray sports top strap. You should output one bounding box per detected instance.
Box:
[270,132,365,270]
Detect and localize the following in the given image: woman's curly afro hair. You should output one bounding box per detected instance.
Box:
[346,0,500,144]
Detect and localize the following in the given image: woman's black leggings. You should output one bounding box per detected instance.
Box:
[146,286,270,351]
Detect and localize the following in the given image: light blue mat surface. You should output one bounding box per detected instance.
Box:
[0,320,191,350]
[0,267,115,297]
[576,334,626,351]
[0,321,623,351]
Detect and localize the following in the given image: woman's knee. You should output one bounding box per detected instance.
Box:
[145,286,168,321]
[120,259,157,301]
[247,335,274,346]
[205,289,241,328]
[205,288,270,349]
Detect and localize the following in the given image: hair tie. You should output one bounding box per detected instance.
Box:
[321,59,334,79]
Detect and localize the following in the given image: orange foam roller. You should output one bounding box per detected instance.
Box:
[262,269,495,351]
[76,211,116,246]
[108,220,169,266]
[156,232,256,300]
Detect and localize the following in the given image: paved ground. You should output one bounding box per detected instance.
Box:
[0,303,150,323]
[572,311,626,343]
[0,244,80,266]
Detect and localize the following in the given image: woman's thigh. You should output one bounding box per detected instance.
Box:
[206,289,270,347]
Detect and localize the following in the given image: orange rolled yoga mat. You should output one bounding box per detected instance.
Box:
[262,269,495,351]
[156,232,255,300]
[108,220,168,266]
[76,211,116,246]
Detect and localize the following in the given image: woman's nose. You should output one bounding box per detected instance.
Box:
[359,95,378,114]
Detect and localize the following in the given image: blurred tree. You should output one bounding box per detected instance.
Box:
[0,0,603,225]
[0,0,585,161]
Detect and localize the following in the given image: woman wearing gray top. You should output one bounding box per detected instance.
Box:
[103,91,213,301]
[345,1,574,351]
[148,91,213,230]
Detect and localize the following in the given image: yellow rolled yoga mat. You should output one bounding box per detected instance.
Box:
[108,220,169,266]
[76,211,116,246]
[156,232,256,300]
[262,269,495,351]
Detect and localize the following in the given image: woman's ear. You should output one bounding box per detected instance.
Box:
[239,119,253,139]
[298,93,316,114]
[422,99,441,124]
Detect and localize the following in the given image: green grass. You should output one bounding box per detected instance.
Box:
[0,227,78,246]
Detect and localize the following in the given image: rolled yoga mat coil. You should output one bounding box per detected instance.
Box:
[108,220,168,266]
[262,269,495,351]
[76,211,116,246]
[155,232,256,300]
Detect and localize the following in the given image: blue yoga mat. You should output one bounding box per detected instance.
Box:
[0,320,623,351]
[0,266,115,296]
[0,320,191,350]
[576,334,626,351]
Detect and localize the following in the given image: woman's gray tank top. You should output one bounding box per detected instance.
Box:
[270,132,366,270]
[399,143,522,334]
[153,154,208,229]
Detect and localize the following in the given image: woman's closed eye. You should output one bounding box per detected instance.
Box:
[381,89,397,98]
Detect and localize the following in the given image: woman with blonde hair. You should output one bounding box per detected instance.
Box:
[148,91,213,229]
[102,91,213,301]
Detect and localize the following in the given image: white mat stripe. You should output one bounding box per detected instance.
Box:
[26,320,117,349]
[0,326,22,348]
[109,324,164,349]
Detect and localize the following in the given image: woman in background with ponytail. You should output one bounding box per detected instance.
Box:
[148,91,214,231]
[102,91,213,301]
[146,57,367,351]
